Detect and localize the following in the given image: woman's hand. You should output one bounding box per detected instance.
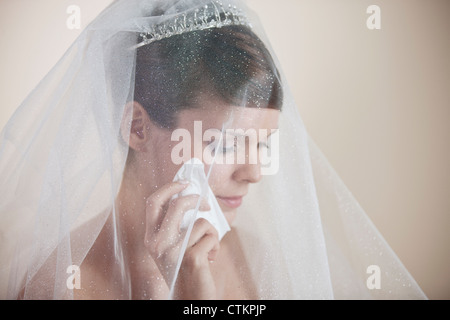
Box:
[144,180,220,299]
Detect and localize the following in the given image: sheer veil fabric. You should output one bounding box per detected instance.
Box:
[0,0,426,299]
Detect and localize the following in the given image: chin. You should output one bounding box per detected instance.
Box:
[223,208,237,226]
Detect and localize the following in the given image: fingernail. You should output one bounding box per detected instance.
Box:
[178,179,190,185]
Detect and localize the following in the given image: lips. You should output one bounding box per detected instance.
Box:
[216,195,243,209]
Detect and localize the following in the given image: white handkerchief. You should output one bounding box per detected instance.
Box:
[172,158,230,240]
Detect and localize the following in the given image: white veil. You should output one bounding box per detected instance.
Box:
[0,0,426,300]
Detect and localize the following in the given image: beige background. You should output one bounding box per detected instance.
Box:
[0,0,448,299]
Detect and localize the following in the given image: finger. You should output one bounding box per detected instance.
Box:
[160,194,210,236]
[186,233,220,266]
[147,195,209,255]
[187,218,218,248]
[145,180,190,230]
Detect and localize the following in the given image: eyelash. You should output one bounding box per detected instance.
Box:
[216,140,236,153]
[211,140,270,154]
[258,142,270,150]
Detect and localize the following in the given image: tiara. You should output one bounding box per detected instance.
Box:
[134,1,252,49]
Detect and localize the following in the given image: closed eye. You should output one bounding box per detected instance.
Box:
[206,137,237,154]
[257,141,270,150]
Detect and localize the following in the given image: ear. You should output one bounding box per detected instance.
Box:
[120,101,151,152]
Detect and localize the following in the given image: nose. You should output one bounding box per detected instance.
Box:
[233,161,262,184]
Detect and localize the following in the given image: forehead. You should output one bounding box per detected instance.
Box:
[227,107,279,132]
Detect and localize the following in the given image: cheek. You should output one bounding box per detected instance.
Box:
[204,163,235,193]
[152,156,181,189]
[152,139,183,187]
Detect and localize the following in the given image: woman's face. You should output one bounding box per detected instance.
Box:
[147,96,280,225]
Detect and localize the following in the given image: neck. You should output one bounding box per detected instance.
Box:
[112,157,170,298]
[115,155,155,258]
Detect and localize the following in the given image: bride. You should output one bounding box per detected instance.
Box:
[0,0,426,300]
[77,21,282,298]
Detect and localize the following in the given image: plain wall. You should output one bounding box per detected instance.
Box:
[0,0,448,299]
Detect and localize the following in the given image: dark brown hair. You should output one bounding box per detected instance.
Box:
[134,25,283,129]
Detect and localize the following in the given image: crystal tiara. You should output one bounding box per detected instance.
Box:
[133,0,252,49]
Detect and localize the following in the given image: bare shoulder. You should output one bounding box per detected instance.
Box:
[74,262,113,299]
[73,223,125,300]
